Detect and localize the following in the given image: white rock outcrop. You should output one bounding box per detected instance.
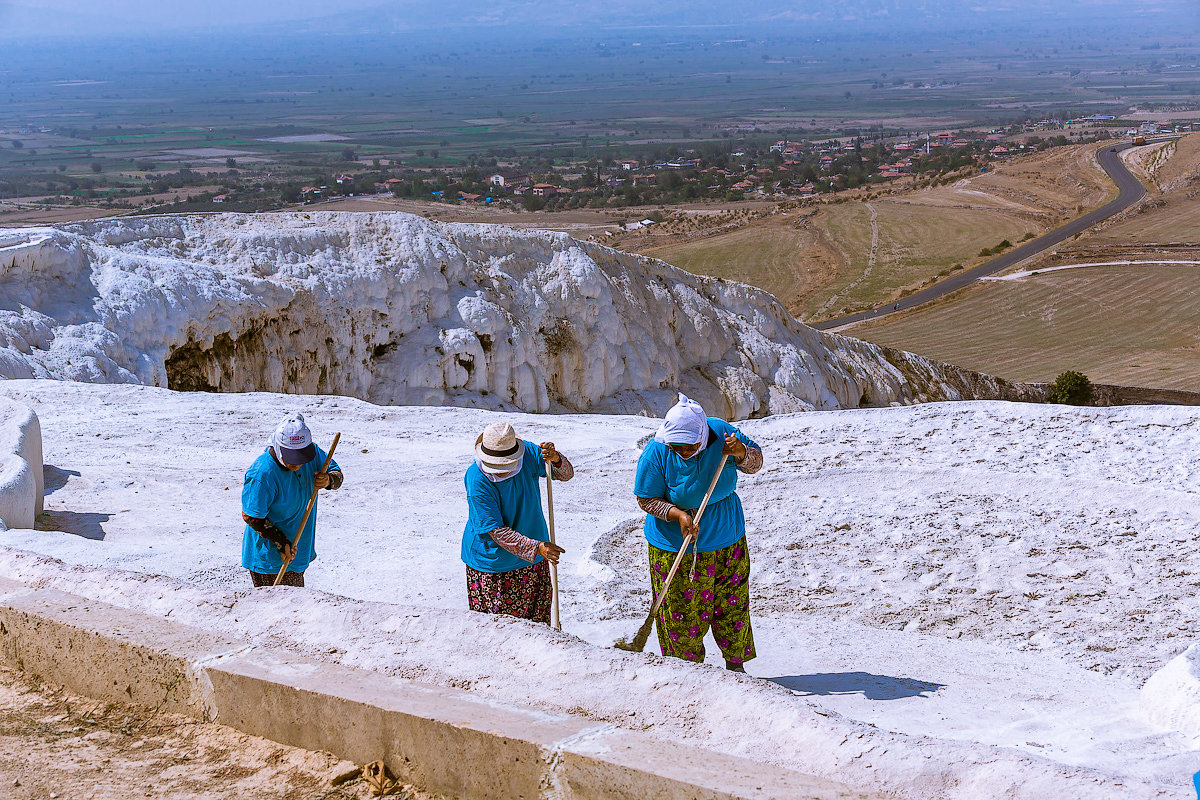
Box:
[1140,644,1200,744]
[0,398,42,530]
[0,211,967,417]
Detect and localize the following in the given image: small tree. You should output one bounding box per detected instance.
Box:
[1049,371,1092,405]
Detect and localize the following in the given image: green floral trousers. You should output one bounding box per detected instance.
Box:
[648,536,756,664]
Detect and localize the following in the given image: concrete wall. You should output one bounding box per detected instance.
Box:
[0,576,877,800]
[0,398,42,530]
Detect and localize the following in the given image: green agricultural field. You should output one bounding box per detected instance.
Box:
[851,264,1200,390]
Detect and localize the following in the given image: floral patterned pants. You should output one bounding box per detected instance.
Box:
[465,559,553,625]
[648,536,755,664]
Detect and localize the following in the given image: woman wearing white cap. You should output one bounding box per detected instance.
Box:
[462,422,573,624]
[633,393,763,671]
[241,413,343,587]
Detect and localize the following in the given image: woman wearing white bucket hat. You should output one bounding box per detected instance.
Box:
[461,421,573,624]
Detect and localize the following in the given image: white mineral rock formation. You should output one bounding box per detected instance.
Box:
[0,397,42,530]
[0,211,975,417]
[1141,644,1200,744]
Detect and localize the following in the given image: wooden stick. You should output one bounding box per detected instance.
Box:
[273,432,340,586]
[545,464,561,631]
[615,454,729,651]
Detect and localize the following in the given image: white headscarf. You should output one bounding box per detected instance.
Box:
[653,393,710,452]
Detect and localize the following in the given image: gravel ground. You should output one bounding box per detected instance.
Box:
[0,666,440,800]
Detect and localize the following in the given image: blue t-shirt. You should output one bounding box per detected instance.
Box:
[461,440,550,574]
[634,418,758,554]
[241,446,340,574]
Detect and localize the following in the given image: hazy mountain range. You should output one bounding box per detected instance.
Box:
[1,0,1193,39]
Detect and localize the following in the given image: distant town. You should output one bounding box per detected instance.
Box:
[1,117,1193,216]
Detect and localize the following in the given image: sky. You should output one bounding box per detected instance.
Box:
[0,0,1194,38]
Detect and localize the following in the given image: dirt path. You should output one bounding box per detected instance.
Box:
[814,203,879,319]
[0,666,438,800]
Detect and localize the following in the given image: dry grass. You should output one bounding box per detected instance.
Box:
[811,199,1035,318]
[640,212,840,313]
[636,142,1117,321]
[845,134,1200,392]
[852,264,1200,389]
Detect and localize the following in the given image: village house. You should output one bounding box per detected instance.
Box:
[618,159,640,171]
[212,194,227,203]
[531,183,559,198]
[488,171,528,188]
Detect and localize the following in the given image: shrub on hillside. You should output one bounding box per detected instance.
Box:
[1049,371,1093,405]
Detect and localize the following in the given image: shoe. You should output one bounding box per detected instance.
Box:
[725,661,746,673]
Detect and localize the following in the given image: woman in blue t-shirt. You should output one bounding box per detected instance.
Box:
[633,394,764,671]
[462,421,573,624]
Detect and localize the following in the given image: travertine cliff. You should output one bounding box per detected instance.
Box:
[0,211,984,417]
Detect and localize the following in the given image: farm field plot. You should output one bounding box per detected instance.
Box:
[852,264,1200,389]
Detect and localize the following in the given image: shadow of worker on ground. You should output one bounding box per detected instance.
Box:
[769,672,944,701]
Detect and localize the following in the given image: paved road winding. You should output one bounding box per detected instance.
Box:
[812,138,1169,331]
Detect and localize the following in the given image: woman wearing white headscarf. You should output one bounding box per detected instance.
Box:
[633,394,763,671]
[461,421,573,624]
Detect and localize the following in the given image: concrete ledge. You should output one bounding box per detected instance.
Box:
[560,728,868,800]
[208,648,596,800]
[0,579,878,800]
[0,586,247,719]
[0,398,43,529]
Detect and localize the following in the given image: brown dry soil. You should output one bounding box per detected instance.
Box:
[0,666,442,800]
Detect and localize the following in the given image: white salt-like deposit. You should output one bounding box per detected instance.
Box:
[2,213,1197,798]
[0,212,975,418]
[0,380,1198,799]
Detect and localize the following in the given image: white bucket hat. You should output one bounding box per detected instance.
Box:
[474,422,524,475]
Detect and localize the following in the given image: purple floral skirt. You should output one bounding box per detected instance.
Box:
[648,536,755,664]
[465,559,553,625]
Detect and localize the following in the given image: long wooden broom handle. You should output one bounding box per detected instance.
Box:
[545,462,561,631]
[645,454,728,621]
[273,432,341,586]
